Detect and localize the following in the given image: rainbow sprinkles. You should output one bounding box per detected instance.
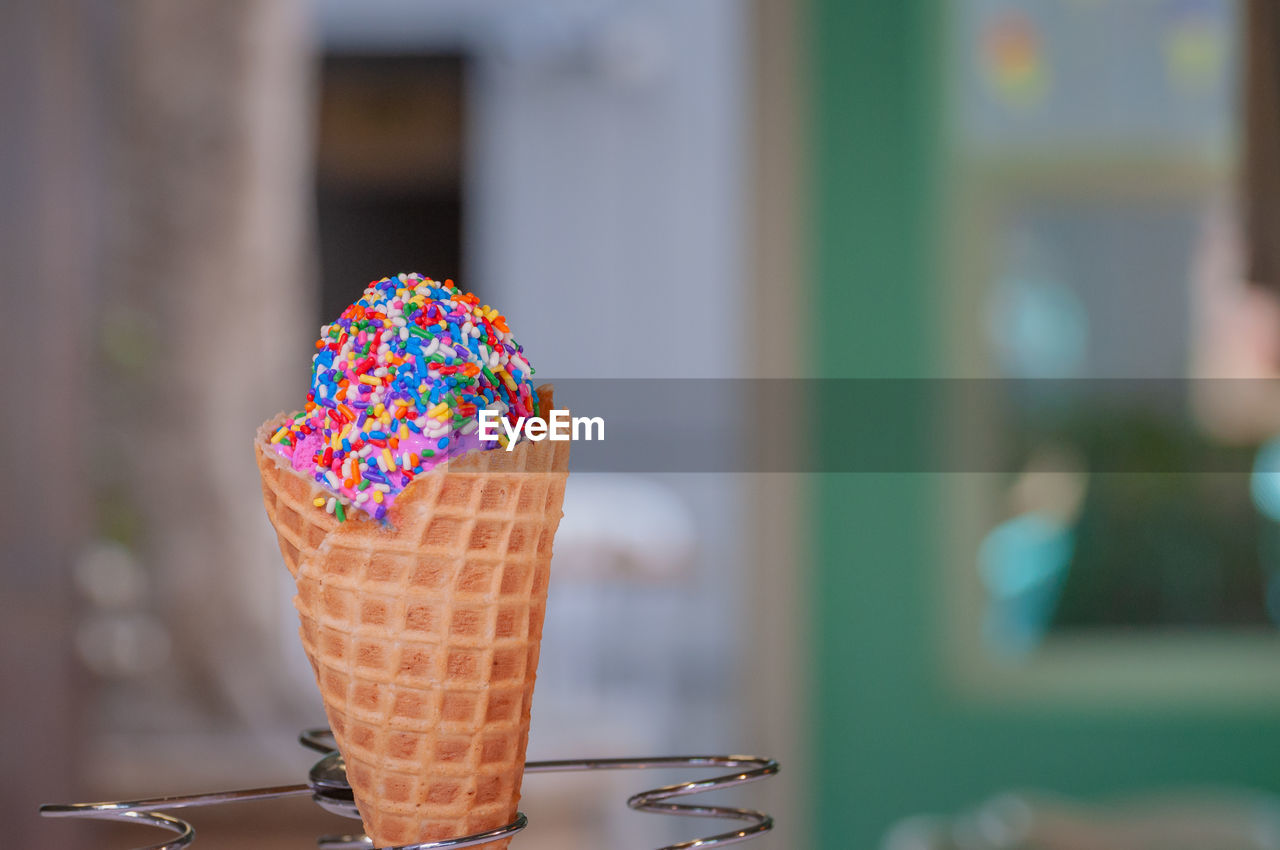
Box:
[269,273,540,522]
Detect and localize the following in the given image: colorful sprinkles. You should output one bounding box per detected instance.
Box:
[272,273,538,521]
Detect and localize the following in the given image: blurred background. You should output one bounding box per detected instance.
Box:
[8,0,1280,848]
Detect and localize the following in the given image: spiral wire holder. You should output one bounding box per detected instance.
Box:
[40,728,779,850]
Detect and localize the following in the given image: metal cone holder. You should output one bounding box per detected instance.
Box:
[40,728,779,850]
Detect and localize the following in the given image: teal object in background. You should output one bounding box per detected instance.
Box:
[810,1,1280,847]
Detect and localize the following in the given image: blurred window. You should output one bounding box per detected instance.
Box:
[316,53,465,319]
[943,1,1280,681]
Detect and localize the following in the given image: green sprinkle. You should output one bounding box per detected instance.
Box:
[358,479,371,491]
[335,501,346,523]
[409,325,430,339]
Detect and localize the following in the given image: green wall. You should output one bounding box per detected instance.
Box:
[810,2,1280,846]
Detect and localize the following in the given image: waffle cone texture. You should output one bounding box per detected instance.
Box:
[255,386,569,848]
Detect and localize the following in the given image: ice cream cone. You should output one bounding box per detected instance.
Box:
[255,386,568,848]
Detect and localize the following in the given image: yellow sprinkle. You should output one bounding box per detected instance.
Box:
[382,449,395,471]
[270,427,288,444]
[399,424,409,440]
[428,402,449,419]
[374,403,385,416]
[358,375,380,386]
[373,489,384,504]
[313,497,326,507]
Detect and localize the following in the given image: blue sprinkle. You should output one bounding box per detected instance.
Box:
[436,437,449,449]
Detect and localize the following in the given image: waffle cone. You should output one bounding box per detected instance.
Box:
[255,386,569,848]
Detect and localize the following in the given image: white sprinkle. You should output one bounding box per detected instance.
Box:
[325,497,336,514]
[375,483,392,493]
[399,327,409,341]
[424,339,440,356]
[355,492,368,504]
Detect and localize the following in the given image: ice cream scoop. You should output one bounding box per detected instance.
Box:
[268,273,540,521]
